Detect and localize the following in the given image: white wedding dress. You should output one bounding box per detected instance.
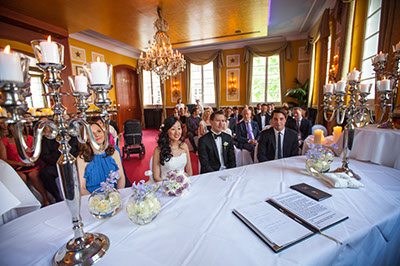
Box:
[160,153,187,179]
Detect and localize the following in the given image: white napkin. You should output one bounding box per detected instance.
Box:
[318,172,364,188]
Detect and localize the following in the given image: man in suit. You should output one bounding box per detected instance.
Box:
[186,107,201,153]
[253,103,271,131]
[257,108,299,162]
[225,107,236,135]
[231,107,242,125]
[198,111,236,173]
[286,107,312,148]
[236,108,260,161]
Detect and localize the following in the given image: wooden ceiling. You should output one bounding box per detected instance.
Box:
[1,0,268,49]
[0,0,329,51]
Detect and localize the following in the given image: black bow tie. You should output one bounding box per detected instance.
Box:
[213,133,222,140]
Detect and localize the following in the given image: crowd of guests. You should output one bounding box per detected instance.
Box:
[156,99,314,180]
[0,99,314,207]
[0,113,124,207]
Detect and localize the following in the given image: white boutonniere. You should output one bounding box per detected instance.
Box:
[223,141,228,147]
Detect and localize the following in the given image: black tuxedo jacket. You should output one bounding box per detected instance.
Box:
[286,118,312,141]
[227,116,237,134]
[198,132,236,174]
[257,127,299,162]
[231,113,243,124]
[236,120,260,149]
[253,113,271,130]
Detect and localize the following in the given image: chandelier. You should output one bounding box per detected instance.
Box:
[138,8,186,83]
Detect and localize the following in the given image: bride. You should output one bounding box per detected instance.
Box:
[152,116,193,182]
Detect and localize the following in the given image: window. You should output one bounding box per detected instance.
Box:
[26,55,48,109]
[360,0,382,100]
[143,70,162,105]
[190,62,215,104]
[251,55,281,103]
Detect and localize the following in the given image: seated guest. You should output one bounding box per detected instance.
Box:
[171,107,179,118]
[89,116,120,156]
[39,117,79,202]
[0,124,50,206]
[236,108,260,161]
[176,98,185,111]
[179,108,186,124]
[199,109,212,137]
[152,116,192,182]
[257,108,299,162]
[195,99,204,114]
[225,107,236,135]
[253,103,271,131]
[186,107,201,153]
[256,103,262,114]
[22,112,34,136]
[286,107,312,147]
[77,122,125,195]
[232,106,243,125]
[198,111,236,173]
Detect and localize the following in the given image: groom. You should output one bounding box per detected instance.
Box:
[198,111,236,174]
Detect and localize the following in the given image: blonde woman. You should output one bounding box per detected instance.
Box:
[198,109,212,137]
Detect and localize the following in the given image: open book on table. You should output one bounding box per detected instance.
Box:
[233,191,348,253]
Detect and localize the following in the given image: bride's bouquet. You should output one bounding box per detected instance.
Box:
[161,170,191,197]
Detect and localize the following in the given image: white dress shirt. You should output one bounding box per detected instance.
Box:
[273,128,285,159]
[211,130,226,170]
[176,103,185,110]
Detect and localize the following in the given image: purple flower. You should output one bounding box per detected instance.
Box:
[175,188,182,196]
[156,188,163,198]
[183,183,189,189]
[331,143,338,149]
[168,192,174,196]
[177,175,184,183]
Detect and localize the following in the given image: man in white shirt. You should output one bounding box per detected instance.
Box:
[195,99,204,114]
[198,111,236,173]
[257,108,299,162]
[253,103,271,131]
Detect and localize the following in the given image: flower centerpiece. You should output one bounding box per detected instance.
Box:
[305,144,336,175]
[88,171,122,219]
[126,180,163,225]
[161,170,191,197]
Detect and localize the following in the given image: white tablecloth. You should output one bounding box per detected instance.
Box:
[349,125,400,170]
[1,156,400,265]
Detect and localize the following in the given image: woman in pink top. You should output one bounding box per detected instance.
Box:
[0,124,50,206]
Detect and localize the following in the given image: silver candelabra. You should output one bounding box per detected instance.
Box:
[323,76,374,180]
[0,40,113,265]
[371,46,400,129]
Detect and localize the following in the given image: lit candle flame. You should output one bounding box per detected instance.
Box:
[3,45,11,54]
[96,56,101,62]
[47,35,52,42]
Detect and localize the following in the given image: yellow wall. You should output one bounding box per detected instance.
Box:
[165,40,309,108]
[0,39,32,54]
[68,38,138,107]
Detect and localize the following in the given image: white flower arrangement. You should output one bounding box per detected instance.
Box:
[306,144,335,174]
[88,171,122,219]
[126,180,163,225]
[162,170,191,197]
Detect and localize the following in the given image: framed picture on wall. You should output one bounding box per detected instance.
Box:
[72,63,85,75]
[298,47,309,61]
[226,54,240,67]
[226,68,240,101]
[92,52,105,62]
[171,73,182,103]
[70,46,86,63]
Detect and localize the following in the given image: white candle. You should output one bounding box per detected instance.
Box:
[325,83,334,94]
[74,75,88,93]
[335,80,347,93]
[0,108,7,117]
[349,68,360,81]
[378,79,391,91]
[359,83,370,93]
[314,129,323,144]
[91,57,108,84]
[0,45,24,83]
[39,36,60,64]
[374,51,386,63]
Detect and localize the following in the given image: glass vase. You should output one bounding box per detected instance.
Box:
[306,149,335,175]
[88,187,122,219]
[126,193,161,225]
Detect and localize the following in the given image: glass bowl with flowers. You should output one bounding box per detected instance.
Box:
[305,144,336,175]
[88,171,122,219]
[161,170,191,197]
[126,180,163,225]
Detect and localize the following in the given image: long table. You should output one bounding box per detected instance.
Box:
[1,156,400,265]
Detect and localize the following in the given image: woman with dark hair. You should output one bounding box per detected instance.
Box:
[77,122,125,195]
[152,116,192,182]
[0,124,50,206]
